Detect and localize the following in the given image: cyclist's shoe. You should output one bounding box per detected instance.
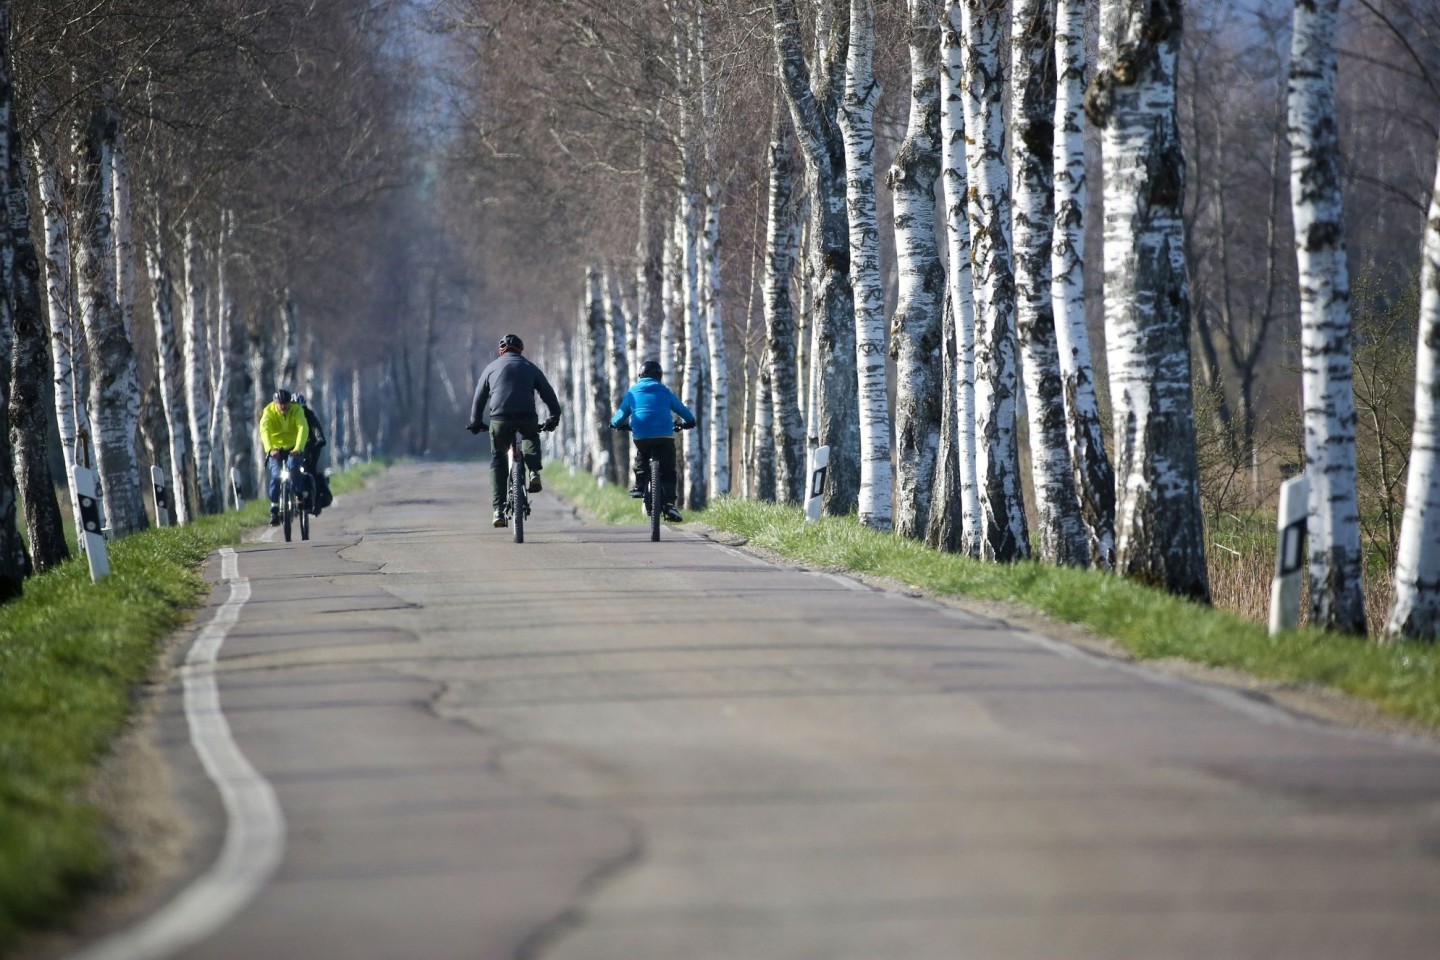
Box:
[492,510,508,528]
[269,505,280,526]
[662,504,684,523]
[528,473,543,493]
[628,485,644,499]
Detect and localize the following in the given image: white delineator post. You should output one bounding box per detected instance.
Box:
[1270,473,1309,635]
[805,445,830,523]
[151,464,171,528]
[74,465,111,581]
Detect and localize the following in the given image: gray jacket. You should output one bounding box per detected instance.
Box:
[469,352,562,424]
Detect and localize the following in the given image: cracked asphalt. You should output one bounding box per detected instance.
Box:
[129,461,1440,960]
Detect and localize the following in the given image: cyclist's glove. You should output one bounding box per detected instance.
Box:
[681,420,698,430]
[542,414,560,432]
[466,421,484,435]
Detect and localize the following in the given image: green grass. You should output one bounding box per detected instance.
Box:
[0,461,384,950]
[548,470,1440,732]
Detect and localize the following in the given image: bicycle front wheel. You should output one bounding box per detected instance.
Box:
[281,480,293,542]
[511,458,525,544]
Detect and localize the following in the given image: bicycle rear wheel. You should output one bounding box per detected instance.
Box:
[281,479,293,542]
[511,454,525,544]
[649,458,661,542]
[299,494,310,541]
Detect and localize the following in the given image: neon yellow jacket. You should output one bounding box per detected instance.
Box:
[259,401,309,455]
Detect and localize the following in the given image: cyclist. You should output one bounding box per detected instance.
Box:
[467,334,562,528]
[610,358,696,523]
[259,388,310,526]
[294,393,328,515]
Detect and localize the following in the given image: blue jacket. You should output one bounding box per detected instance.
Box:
[611,378,697,440]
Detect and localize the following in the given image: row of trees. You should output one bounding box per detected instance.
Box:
[440,0,1440,641]
[0,0,421,601]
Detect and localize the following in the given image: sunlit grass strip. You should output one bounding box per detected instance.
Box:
[0,461,385,950]
[547,469,1440,732]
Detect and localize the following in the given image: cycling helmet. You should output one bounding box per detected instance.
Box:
[294,393,307,407]
[498,333,524,353]
[640,359,663,381]
[273,389,293,404]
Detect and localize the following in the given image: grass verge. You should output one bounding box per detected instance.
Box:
[547,469,1440,733]
[0,461,384,950]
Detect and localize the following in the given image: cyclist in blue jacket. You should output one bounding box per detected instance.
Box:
[610,359,697,523]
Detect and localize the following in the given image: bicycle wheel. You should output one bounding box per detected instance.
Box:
[299,492,310,541]
[281,479,293,542]
[649,458,661,542]
[511,454,525,544]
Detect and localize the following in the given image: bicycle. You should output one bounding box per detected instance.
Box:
[502,421,556,544]
[619,419,693,542]
[277,453,310,543]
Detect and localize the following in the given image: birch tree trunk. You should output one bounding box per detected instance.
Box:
[1386,138,1440,640]
[0,203,24,596]
[698,10,730,499]
[774,0,862,515]
[586,267,617,483]
[941,1,981,556]
[636,146,662,369]
[76,96,148,536]
[1086,0,1208,600]
[111,115,135,341]
[681,160,709,509]
[840,0,892,530]
[1011,0,1088,566]
[211,213,232,489]
[32,92,85,538]
[764,106,806,505]
[280,294,299,387]
[927,291,965,551]
[220,213,254,498]
[145,214,191,524]
[605,268,631,479]
[1053,0,1115,567]
[961,0,1029,561]
[183,220,220,514]
[660,214,679,376]
[250,318,271,480]
[888,0,944,539]
[1287,0,1365,632]
[754,356,777,501]
[6,133,67,569]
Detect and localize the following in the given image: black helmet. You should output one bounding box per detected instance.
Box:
[498,333,524,353]
[273,389,293,404]
[640,359,663,381]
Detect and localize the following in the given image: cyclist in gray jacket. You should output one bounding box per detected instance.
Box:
[467,334,562,527]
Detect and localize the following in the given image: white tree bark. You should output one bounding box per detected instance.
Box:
[111,118,135,340]
[1087,0,1208,600]
[698,9,730,500]
[840,0,892,530]
[183,220,220,514]
[586,266,617,483]
[764,105,806,506]
[888,0,944,540]
[660,212,679,376]
[961,0,1029,561]
[76,97,148,535]
[1386,137,1440,640]
[1287,0,1365,632]
[605,267,631,479]
[1053,0,1115,567]
[280,294,299,387]
[680,102,708,509]
[145,214,191,524]
[941,2,981,557]
[1012,0,1089,566]
[32,93,85,534]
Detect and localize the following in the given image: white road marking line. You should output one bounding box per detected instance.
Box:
[69,547,286,960]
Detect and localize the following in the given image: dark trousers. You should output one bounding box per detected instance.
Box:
[632,436,678,507]
[490,416,543,510]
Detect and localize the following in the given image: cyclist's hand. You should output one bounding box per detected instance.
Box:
[466,421,484,435]
[269,449,284,459]
[542,415,560,432]
[681,420,697,431]
[614,422,631,432]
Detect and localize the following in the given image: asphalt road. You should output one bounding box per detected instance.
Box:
[80,462,1440,960]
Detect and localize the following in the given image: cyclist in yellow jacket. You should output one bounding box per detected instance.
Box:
[259,389,310,525]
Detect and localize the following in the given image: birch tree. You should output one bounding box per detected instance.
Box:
[961,0,1029,561]
[1386,135,1440,640]
[76,96,148,536]
[888,0,944,540]
[764,104,806,505]
[183,220,221,514]
[1086,0,1208,600]
[1287,0,1365,631]
[697,10,729,499]
[586,266,617,483]
[605,268,631,479]
[1052,0,1115,566]
[941,1,981,555]
[1012,0,1088,566]
[774,0,861,515]
[840,0,891,530]
[146,212,191,524]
